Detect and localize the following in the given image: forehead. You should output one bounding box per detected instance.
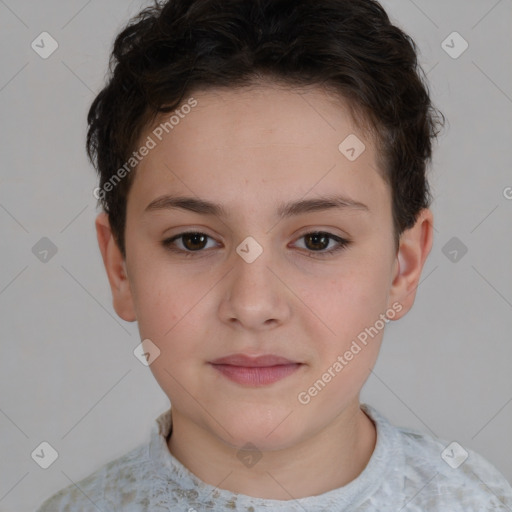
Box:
[156,83,371,153]
[130,83,390,220]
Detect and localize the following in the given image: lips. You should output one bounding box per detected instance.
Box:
[210,354,297,367]
[209,354,302,386]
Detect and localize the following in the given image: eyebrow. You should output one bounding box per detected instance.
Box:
[144,194,370,219]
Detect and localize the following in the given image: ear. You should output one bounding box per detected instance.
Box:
[95,212,137,322]
[387,208,434,320]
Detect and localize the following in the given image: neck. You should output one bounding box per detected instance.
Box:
[167,402,376,500]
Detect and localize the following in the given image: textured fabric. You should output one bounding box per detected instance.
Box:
[36,404,512,511]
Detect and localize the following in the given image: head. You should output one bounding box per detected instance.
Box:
[90,0,443,449]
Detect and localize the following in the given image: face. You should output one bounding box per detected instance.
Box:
[98,82,431,451]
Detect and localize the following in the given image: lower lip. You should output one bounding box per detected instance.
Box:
[210,363,302,386]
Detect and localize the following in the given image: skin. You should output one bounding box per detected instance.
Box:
[96,82,433,500]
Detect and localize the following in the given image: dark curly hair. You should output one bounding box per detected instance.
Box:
[86,0,444,257]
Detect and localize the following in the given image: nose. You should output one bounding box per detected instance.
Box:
[218,241,292,331]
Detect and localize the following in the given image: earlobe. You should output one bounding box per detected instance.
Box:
[387,209,434,320]
[95,212,137,322]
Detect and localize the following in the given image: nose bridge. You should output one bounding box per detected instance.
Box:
[219,234,290,328]
[232,234,276,305]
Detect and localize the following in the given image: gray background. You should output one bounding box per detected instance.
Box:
[0,0,511,510]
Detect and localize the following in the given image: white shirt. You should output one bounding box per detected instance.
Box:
[36,403,512,511]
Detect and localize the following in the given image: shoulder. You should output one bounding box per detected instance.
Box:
[396,423,512,511]
[35,441,152,512]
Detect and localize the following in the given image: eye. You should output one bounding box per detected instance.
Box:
[293,231,351,257]
[162,231,219,256]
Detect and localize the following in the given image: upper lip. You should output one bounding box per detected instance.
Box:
[209,354,299,367]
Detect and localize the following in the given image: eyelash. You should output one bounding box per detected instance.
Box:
[162,231,351,258]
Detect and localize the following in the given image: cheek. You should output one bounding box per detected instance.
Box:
[296,265,390,407]
[127,247,190,340]
[137,289,193,346]
[128,254,217,372]
[307,257,392,334]
[296,258,392,389]
[132,269,204,394]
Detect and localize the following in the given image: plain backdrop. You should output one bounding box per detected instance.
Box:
[0,0,511,510]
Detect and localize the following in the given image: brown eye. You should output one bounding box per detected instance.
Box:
[294,231,351,257]
[304,232,331,251]
[180,233,208,251]
[162,232,218,256]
